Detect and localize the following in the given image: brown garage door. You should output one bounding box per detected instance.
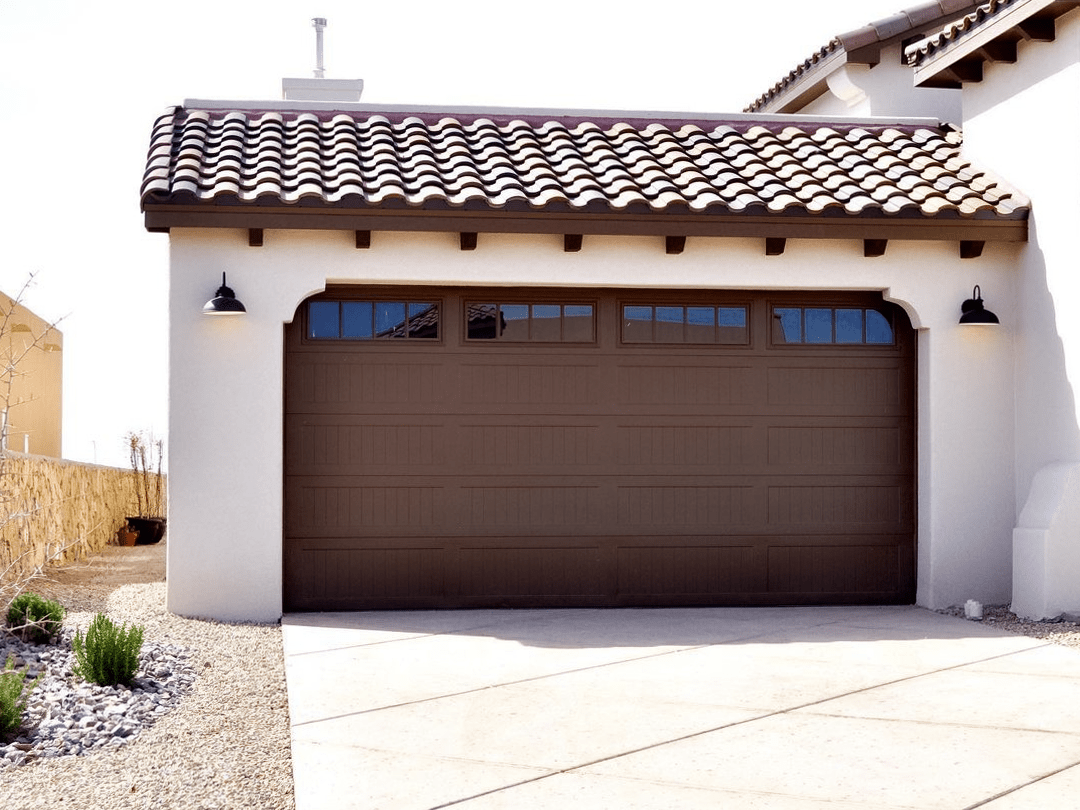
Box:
[284,288,915,610]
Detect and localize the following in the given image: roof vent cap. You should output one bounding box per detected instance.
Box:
[282,17,364,103]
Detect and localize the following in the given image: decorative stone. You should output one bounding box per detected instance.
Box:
[0,629,196,768]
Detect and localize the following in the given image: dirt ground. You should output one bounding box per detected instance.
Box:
[14,540,165,613]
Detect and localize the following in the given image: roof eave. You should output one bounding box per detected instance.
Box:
[912,0,1080,87]
[142,204,1029,243]
[750,49,849,115]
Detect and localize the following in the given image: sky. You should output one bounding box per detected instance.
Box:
[0,0,913,468]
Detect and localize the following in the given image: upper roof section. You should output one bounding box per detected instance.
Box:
[140,103,1028,243]
[906,0,1080,86]
[746,1,981,113]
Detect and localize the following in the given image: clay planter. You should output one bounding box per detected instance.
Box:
[117,526,138,547]
[125,517,167,545]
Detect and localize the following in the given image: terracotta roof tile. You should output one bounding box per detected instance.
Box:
[905,0,1020,65]
[140,106,1028,230]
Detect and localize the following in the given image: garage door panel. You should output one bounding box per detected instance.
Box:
[284,542,448,609]
[456,545,606,598]
[617,363,761,408]
[617,545,766,597]
[287,419,449,471]
[460,361,601,407]
[616,484,764,529]
[767,481,907,529]
[458,421,603,468]
[617,422,757,468]
[768,542,911,596]
[287,357,444,412]
[285,481,447,534]
[459,483,604,530]
[767,421,907,469]
[767,364,904,410]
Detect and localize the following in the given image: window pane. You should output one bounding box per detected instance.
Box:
[655,306,684,343]
[468,303,499,339]
[623,306,653,342]
[686,306,715,344]
[531,304,561,341]
[341,301,372,339]
[374,302,407,338]
[835,309,863,344]
[717,306,747,344]
[805,308,832,343]
[774,308,802,343]
[866,310,894,344]
[563,305,594,342]
[309,302,340,339]
[407,303,438,339]
[501,304,530,341]
[718,307,746,328]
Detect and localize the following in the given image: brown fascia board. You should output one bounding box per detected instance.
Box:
[912,0,1080,86]
[142,205,1028,243]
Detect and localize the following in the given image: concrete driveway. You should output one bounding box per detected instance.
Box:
[282,607,1080,809]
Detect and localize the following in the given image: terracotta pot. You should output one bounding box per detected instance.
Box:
[117,526,138,547]
[125,517,167,545]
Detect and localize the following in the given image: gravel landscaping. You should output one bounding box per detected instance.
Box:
[0,544,294,809]
[938,603,1080,651]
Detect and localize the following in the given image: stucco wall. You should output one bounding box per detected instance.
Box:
[797,50,963,123]
[0,294,63,459]
[962,8,1080,617]
[169,226,1019,621]
[0,453,145,584]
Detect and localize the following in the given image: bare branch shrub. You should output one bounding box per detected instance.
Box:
[0,274,69,607]
[125,430,165,518]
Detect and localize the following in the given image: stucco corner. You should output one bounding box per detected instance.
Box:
[1012,461,1080,619]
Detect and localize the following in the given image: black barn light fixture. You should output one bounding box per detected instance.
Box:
[203,272,247,316]
[959,285,999,326]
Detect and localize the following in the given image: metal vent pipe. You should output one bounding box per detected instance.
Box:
[313,17,327,78]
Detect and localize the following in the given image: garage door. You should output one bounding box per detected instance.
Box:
[284,288,915,610]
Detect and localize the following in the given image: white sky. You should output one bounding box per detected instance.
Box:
[0,0,913,468]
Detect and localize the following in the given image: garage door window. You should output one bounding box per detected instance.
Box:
[772,307,893,345]
[622,305,748,344]
[466,303,595,342]
[308,301,439,340]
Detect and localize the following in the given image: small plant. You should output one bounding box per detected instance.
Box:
[0,655,41,737]
[72,613,144,687]
[6,591,65,643]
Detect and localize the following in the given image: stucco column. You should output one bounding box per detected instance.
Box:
[913,300,1015,609]
[167,229,327,621]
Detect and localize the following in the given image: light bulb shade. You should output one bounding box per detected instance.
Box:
[203,273,247,315]
[959,285,999,326]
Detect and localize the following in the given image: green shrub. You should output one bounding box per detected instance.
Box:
[72,613,145,687]
[0,655,41,737]
[6,591,66,643]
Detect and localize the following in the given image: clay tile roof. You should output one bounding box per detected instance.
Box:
[906,0,1080,69]
[746,1,981,113]
[906,0,1015,64]
[140,104,1029,239]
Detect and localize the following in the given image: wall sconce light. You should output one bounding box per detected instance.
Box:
[959,285,999,326]
[202,272,247,316]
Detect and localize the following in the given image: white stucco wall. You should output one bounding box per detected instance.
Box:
[960,8,1080,617]
[168,227,1018,620]
[798,51,963,123]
